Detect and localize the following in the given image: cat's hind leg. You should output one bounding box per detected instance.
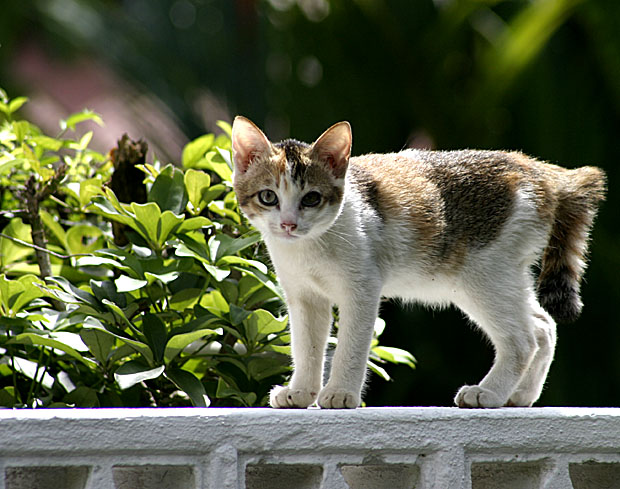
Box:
[454,277,539,408]
[506,297,556,407]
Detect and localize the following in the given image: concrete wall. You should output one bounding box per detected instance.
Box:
[0,407,619,489]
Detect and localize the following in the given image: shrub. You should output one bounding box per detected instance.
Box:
[0,89,414,408]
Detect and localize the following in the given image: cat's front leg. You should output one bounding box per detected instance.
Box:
[318,292,381,409]
[270,292,332,408]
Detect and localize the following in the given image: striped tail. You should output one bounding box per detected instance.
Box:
[537,166,606,323]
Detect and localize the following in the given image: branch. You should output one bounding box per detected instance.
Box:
[0,233,90,260]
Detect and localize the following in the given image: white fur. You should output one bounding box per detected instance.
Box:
[265,174,557,409]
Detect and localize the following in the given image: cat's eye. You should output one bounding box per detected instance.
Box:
[301,191,321,207]
[258,189,278,206]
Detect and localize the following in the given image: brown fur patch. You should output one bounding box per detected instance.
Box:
[351,150,530,267]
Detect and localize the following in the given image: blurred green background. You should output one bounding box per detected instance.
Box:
[1,0,618,407]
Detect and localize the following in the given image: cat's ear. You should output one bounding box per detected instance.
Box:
[232,116,272,174]
[311,121,352,179]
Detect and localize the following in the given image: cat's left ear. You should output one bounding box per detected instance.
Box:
[311,121,352,179]
[231,116,272,174]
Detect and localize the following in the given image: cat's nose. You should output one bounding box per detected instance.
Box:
[280,222,297,233]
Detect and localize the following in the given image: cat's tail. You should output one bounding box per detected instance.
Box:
[537,166,606,323]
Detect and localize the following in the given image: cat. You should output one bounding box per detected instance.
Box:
[231,116,606,409]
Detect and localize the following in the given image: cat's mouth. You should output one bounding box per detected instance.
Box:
[273,227,304,240]
[278,230,300,240]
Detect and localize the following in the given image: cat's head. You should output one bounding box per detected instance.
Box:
[231,116,352,242]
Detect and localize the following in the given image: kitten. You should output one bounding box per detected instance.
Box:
[231,116,606,408]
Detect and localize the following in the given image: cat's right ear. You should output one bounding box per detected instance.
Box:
[232,116,272,174]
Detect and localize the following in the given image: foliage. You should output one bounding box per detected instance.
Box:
[0,90,414,408]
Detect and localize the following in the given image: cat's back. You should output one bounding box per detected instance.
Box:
[348,149,558,267]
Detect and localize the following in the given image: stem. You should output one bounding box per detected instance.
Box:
[0,233,90,259]
[26,348,45,406]
[16,163,68,311]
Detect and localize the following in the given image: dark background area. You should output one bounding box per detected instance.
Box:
[1,0,618,407]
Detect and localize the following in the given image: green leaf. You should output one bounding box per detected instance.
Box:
[129,201,162,243]
[248,357,290,382]
[216,120,232,138]
[64,386,99,407]
[0,218,33,268]
[60,109,104,131]
[90,196,134,227]
[206,150,233,181]
[7,332,96,367]
[80,328,116,365]
[66,225,104,255]
[169,288,202,310]
[0,387,19,407]
[209,232,261,262]
[8,96,28,113]
[201,183,227,205]
[91,280,127,308]
[199,289,229,317]
[203,264,231,282]
[12,121,30,143]
[129,202,184,248]
[182,134,214,168]
[164,328,218,363]
[208,200,240,224]
[215,377,257,406]
[217,256,268,274]
[184,168,211,214]
[244,309,288,339]
[144,271,179,285]
[84,326,154,366]
[229,304,252,326]
[231,265,283,302]
[114,361,165,390]
[166,368,210,407]
[372,346,416,368]
[157,211,185,245]
[367,359,391,382]
[115,275,148,293]
[142,314,167,363]
[0,274,50,317]
[175,216,212,235]
[30,135,65,152]
[78,177,104,208]
[44,276,101,309]
[149,165,188,214]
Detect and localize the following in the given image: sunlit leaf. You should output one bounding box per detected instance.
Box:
[7,332,96,367]
[182,134,214,168]
[114,361,164,390]
[60,109,104,131]
[164,328,218,363]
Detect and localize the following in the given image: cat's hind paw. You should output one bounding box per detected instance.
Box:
[318,386,360,409]
[455,385,504,408]
[269,385,317,408]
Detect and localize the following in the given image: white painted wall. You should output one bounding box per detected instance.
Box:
[0,407,619,489]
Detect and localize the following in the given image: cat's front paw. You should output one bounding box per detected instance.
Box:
[269,385,317,408]
[317,386,360,409]
[455,385,504,408]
